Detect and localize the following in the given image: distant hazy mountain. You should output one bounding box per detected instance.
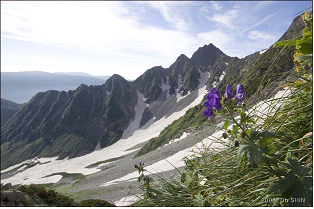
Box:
[55,72,110,81]
[1,71,109,103]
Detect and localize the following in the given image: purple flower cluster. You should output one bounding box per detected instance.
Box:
[203,88,221,119]
[203,84,246,119]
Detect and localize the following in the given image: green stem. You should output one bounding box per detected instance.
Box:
[224,104,251,142]
[263,158,282,180]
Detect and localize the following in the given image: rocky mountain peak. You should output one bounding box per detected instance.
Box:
[169,54,192,74]
[104,74,133,93]
[191,43,226,70]
[277,12,310,42]
[176,54,189,62]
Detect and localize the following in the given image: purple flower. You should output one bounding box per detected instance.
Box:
[224,84,234,100]
[203,106,214,119]
[203,101,211,108]
[206,88,222,111]
[236,84,246,103]
[203,88,222,119]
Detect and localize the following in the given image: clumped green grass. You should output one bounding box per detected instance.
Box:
[44,172,85,181]
[85,156,125,168]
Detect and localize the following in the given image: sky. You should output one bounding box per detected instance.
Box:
[1,1,312,80]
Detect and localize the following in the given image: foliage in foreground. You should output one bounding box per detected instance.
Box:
[132,11,313,207]
[17,184,116,207]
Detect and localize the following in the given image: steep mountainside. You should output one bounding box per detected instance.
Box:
[1,74,137,168]
[135,13,305,157]
[0,13,305,169]
[1,99,24,127]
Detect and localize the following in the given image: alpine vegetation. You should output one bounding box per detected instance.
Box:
[132,11,313,207]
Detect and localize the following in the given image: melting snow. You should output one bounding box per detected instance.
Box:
[259,48,268,54]
[121,91,148,139]
[160,77,171,99]
[219,71,226,82]
[115,195,141,206]
[164,132,189,147]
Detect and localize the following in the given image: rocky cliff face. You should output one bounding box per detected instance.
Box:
[133,66,167,103]
[133,45,222,104]
[167,54,200,96]
[1,74,137,169]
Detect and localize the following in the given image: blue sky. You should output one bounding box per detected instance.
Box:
[1,1,312,80]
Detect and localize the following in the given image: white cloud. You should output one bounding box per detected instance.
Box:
[139,1,194,31]
[252,1,276,12]
[248,31,275,41]
[211,1,222,10]
[207,8,239,29]
[1,1,200,79]
[2,1,305,78]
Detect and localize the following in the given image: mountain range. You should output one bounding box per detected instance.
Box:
[1,71,110,104]
[1,13,305,171]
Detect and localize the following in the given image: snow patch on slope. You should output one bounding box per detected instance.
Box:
[115,195,141,207]
[160,77,171,99]
[219,71,226,81]
[121,91,148,139]
[259,48,268,54]
[164,132,189,147]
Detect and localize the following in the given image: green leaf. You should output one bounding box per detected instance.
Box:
[216,121,225,130]
[273,38,298,48]
[248,144,263,165]
[231,125,239,135]
[264,154,279,167]
[296,33,313,55]
[268,174,298,194]
[237,145,249,161]
[250,131,275,142]
[282,180,312,206]
[282,158,312,178]
[268,158,313,206]
[237,144,263,166]
[224,119,229,131]
[295,54,313,64]
[240,111,246,124]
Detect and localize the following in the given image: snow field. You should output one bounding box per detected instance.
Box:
[1,71,210,186]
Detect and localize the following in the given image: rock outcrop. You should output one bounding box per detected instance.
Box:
[1,183,35,207]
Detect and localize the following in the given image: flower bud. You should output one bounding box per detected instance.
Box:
[134,164,138,169]
[234,140,239,147]
[222,132,228,139]
[240,131,246,138]
[227,129,231,134]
